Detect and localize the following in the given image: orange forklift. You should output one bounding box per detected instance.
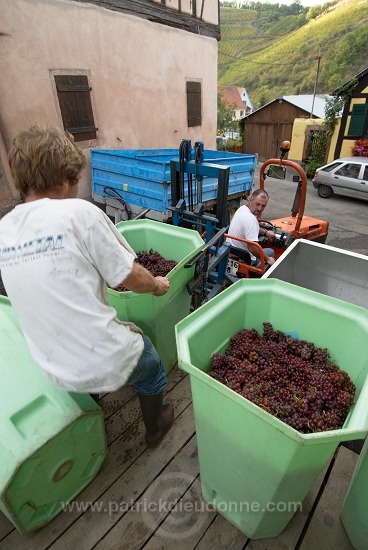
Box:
[225,141,329,279]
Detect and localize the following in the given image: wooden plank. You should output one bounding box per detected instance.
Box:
[144,477,216,549]
[103,369,187,445]
[300,446,359,550]
[189,510,248,550]
[99,364,186,419]
[93,435,204,549]
[103,392,142,445]
[0,513,14,541]
[73,0,221,39]
[49,407,196,549]
[0,373,192,550]
[99,385,137,419]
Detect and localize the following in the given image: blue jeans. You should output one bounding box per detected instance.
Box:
[252,247,274,267]
[126,335,168,396]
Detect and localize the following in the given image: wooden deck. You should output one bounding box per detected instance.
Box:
[0,365,360,550]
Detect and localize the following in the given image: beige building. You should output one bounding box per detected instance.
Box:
[0,0,220,199]
[289,118,338,165]
[290,68,368,165]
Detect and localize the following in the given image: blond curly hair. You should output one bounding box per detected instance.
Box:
[9,124,86,196]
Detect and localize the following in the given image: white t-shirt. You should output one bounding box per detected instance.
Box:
[0,198,144,393]
[226,205,259,262]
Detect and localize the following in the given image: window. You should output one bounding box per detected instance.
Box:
[321,162,343,172]
[54,75,97,142]
[335,163,361,179]
[347,104,368,137]
[186,81,202,127]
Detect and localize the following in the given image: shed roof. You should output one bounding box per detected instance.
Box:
[246,94,328,119]
[282,95,328,118]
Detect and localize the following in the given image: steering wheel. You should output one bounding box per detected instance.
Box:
[259,219,275,231]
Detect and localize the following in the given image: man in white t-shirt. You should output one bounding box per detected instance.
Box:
[227,189,276,268]
[0,124,174,446]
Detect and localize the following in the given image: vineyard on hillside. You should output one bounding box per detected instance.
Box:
[218,0,368,107]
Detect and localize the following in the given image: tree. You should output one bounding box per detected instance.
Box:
[253,85,269,109]
[217,92,237,134]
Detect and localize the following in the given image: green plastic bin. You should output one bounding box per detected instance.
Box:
[340,428,368,549]
[175,279,368,539]
[108,219,204,372]
[0,297,107,533]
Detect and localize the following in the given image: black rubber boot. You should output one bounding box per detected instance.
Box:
[138,392,174,446]
[89,393,100,403]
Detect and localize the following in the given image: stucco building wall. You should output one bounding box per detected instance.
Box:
[337,118,353,158]
[289,118,341,165]
[0,0,219,198]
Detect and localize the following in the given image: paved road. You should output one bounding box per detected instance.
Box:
[253,165,368,256]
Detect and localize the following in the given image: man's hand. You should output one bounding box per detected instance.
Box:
[121,263,170,296]
[153,276,170,296]
[265,230,276,241]
[266,256,276,266]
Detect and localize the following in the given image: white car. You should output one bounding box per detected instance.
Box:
[312,157,368,200]
[225,131,240,140]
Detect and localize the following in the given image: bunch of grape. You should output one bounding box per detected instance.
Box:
[209,322,355,434]
[113,249,177,292]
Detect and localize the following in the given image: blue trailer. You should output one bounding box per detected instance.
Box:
[91,146,256,222]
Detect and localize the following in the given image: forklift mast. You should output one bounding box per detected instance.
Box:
[169,139,233,305]
[170,139,230,240]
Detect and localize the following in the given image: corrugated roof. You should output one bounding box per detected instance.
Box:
[282,94,328,118]
[245,94,328,119]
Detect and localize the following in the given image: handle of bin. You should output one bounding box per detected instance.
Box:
[184,227,228,268]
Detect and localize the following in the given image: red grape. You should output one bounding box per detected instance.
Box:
[112,249,177,292]
[208,322,355,434]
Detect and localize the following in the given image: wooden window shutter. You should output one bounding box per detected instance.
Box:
[187,81,202,127]
[347,104,368,137]
[55,75,97,142]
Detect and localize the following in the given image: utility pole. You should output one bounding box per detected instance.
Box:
[310,46,322,118]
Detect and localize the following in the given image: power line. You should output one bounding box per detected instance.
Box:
[218,50,300,65]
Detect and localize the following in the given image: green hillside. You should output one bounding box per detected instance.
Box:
[218,0,368,108]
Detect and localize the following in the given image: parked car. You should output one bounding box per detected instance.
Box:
[313,157,368,200]
[225,131,240,140]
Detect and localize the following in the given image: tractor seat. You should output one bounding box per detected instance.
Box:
[229,246,252,265]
